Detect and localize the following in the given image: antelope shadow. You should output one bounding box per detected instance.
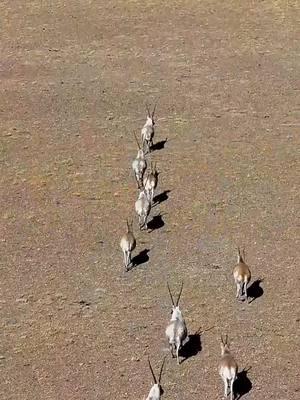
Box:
[153,190,171,206]
[129,248,150,270]
[234,368,252,399]
[151,138,168,151]
[248,279,264,303]
[180,332,202,363]
[147,214,165,232]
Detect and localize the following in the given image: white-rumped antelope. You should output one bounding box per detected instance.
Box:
[145,356,166,400]
[219,334,238,400]
[120,219,136,271]
[132,132,147,188]
[233,247,251,302]
[165,282,188,365]
[141,103,157,153]
[135,186,151,230]
[143,162,158,204]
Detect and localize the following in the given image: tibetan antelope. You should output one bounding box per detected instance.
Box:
[135,185,151,230]
[141,103,157,153]
[219,335,238,400]
[233,247,251,302]
[165,282,188,365]
[132,132,147,189]
[119,219,136,271]
[145,356,166,400]
[143,162,159,204]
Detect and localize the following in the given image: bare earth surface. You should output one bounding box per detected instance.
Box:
[0,1,299,399]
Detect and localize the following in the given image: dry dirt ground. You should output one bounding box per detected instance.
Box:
[0,1,299,399]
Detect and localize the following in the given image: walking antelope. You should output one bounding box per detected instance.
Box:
[141,103,157,153]
[233,247,251,302]
[145,356,166,400]
[119,219,136,271]
[132,132,147,189]
[165,282,188,365]
[219,335,238,400]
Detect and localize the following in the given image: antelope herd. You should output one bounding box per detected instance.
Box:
[119,104,257,399]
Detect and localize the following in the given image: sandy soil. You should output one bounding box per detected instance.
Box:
[0,1,299,399]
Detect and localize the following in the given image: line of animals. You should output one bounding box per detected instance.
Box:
[119,104,256,400]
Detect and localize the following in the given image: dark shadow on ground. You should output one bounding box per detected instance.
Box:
[129,249,150,270]
[147,214,165,231]
[153,190,171,206]
[248,279,264,303]
[151,138,168,151]
[234,368,252,399]
[180,333,202,363]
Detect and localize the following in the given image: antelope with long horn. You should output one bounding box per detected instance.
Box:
[165,282,188,365]
[145,356,166,400]
[141,102,157,153]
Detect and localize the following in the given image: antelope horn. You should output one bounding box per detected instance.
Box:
[158,356,167,384]
[176,281,184,306]
[152,101,157,119]
[148,357,157,384]
[167,282,175,306]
